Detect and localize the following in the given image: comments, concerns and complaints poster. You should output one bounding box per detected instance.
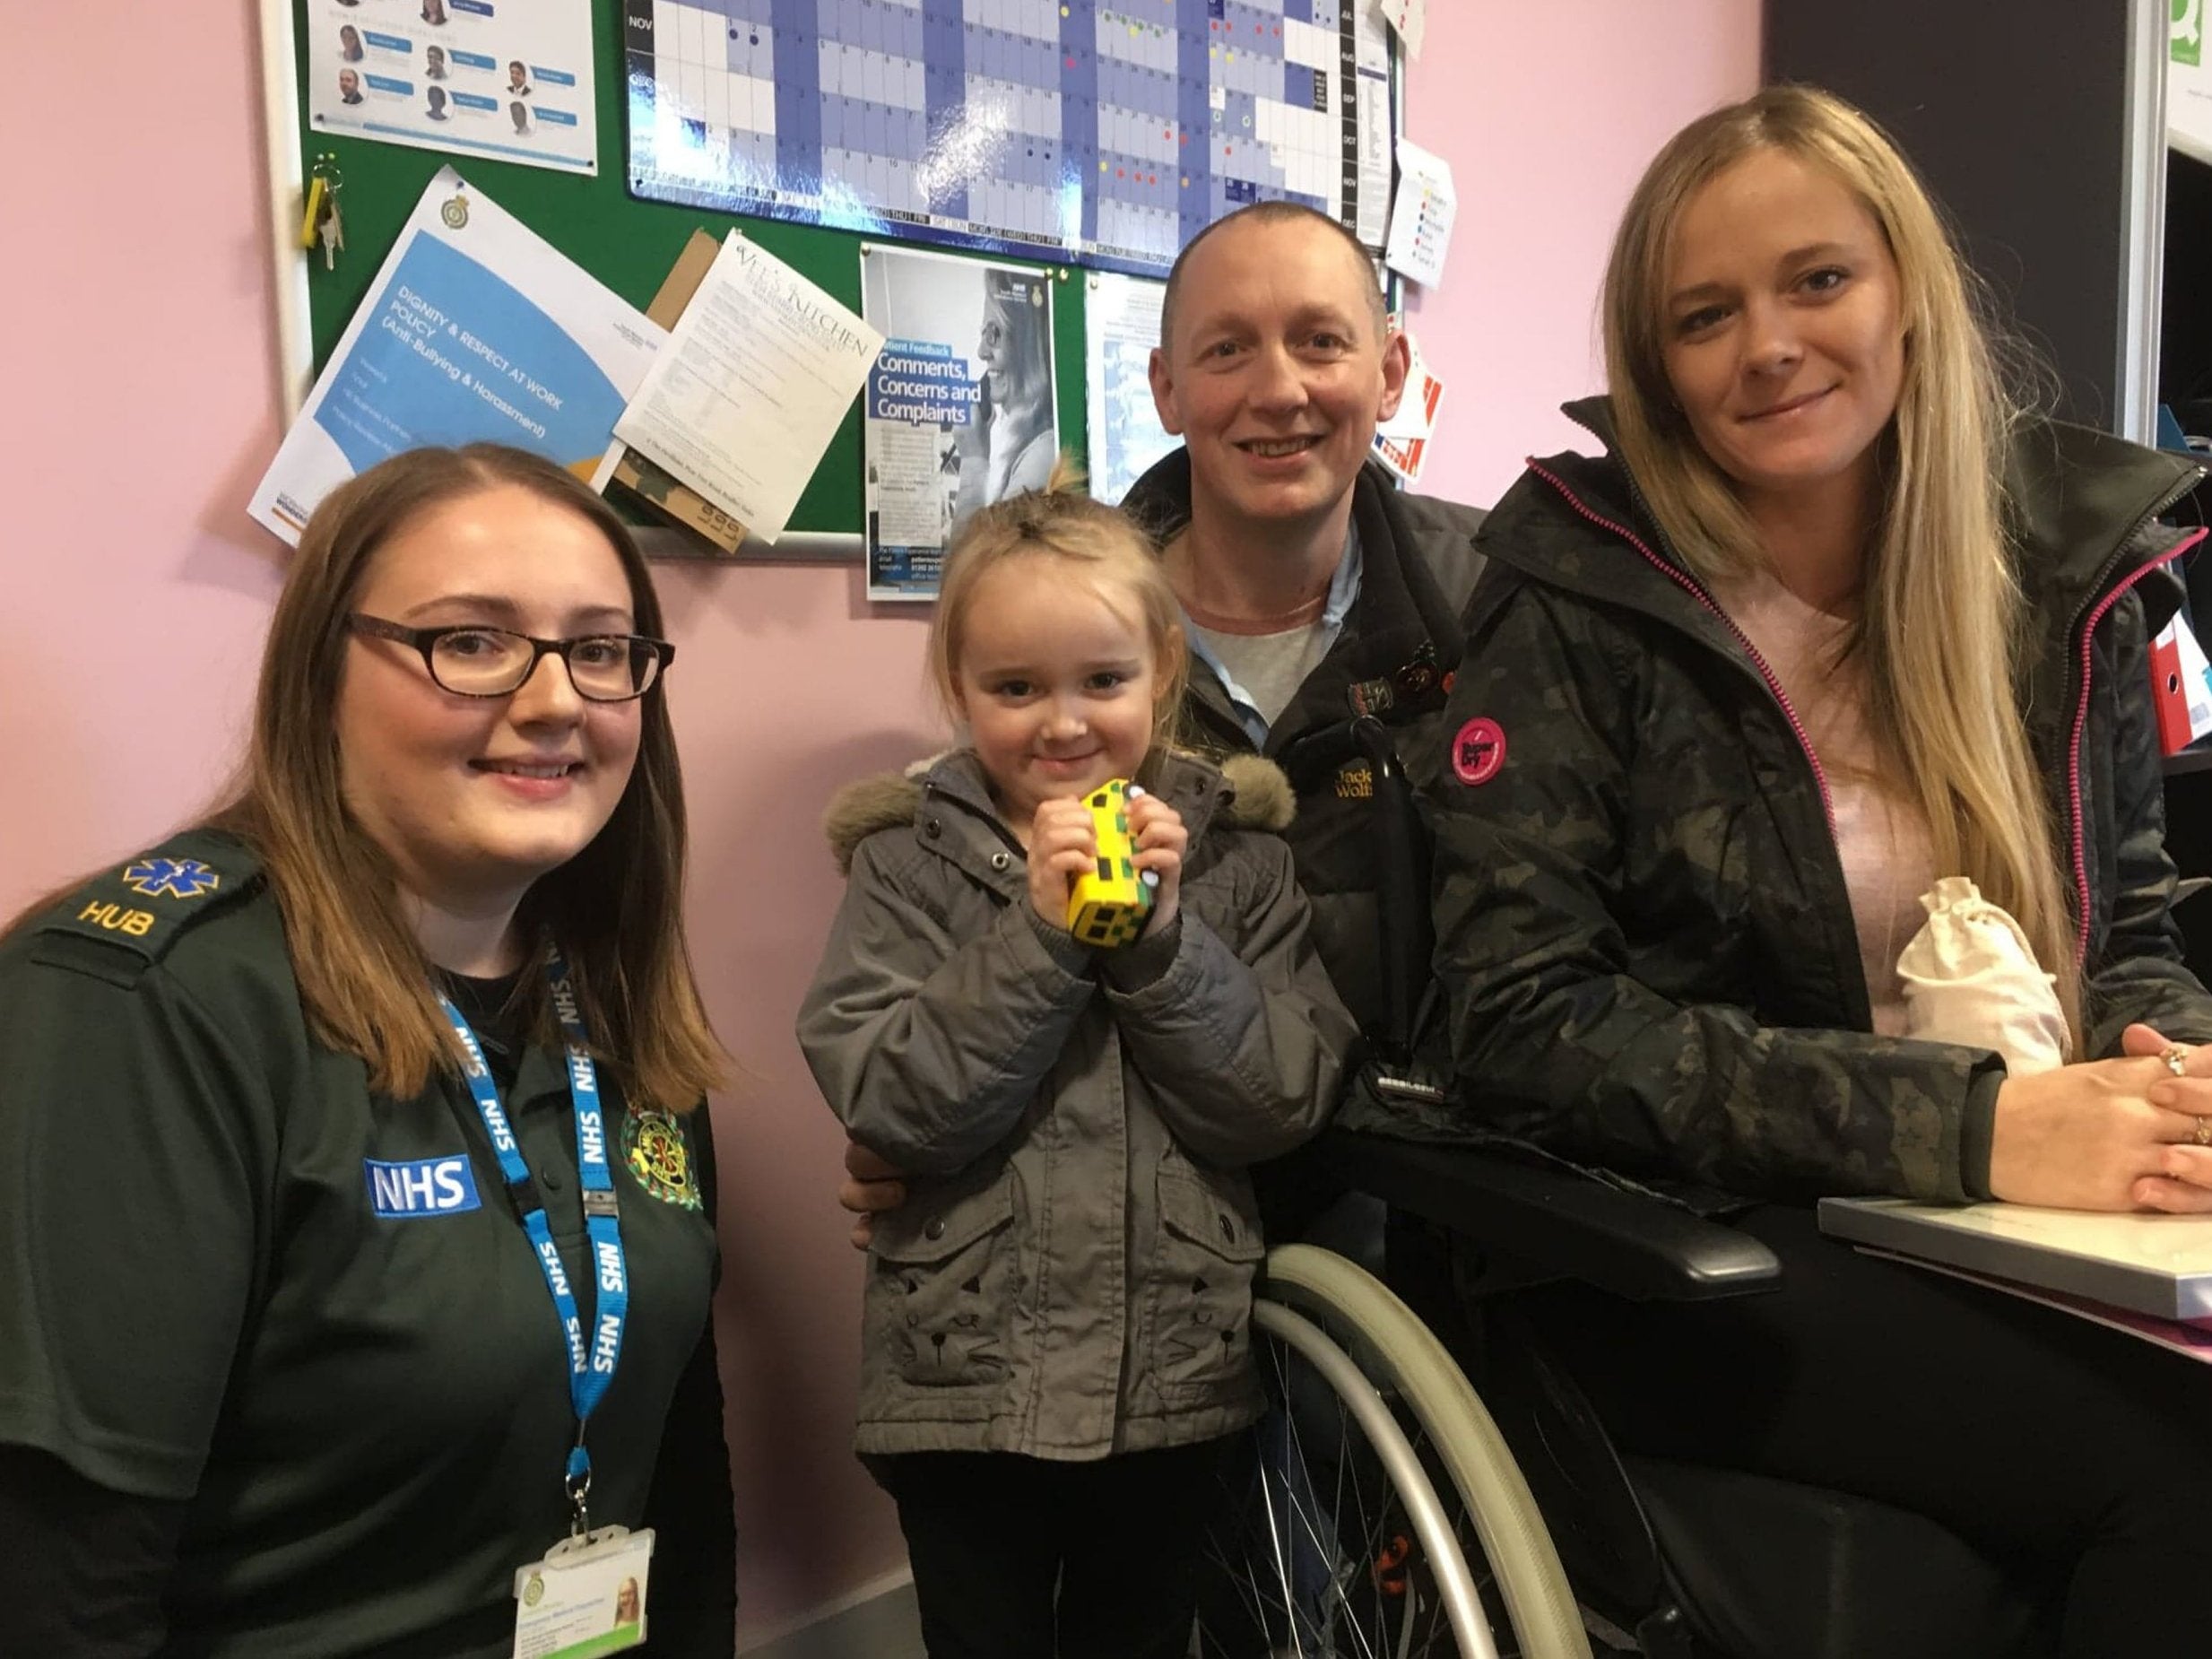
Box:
[861,244,1056,602]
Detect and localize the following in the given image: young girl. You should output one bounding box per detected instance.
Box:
[796,473,1356,1659]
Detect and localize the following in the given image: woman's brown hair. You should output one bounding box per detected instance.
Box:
[209,444,724,1107]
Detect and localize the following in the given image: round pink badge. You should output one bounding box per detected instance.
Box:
[1452,717,1506,786]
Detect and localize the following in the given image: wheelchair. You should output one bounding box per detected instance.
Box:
[1234,1128,2054,1659]
[1184,715,2050,1658]
[1194,1231,1589,1659]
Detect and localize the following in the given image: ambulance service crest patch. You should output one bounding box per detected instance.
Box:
[624,1110,702,1210]
[121,856,221,900]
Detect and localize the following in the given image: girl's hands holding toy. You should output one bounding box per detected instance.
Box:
[1124,785,1186,934]
[1027,797,1098,928]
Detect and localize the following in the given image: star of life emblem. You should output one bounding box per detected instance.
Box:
[121,857,222,900]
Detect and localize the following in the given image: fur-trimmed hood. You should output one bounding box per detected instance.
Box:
[822,749,1295,875]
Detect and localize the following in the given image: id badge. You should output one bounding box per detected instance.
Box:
[510,1525,655,1659]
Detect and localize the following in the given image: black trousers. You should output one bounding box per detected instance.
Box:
[873,1440,1231,1659]
[1522,1203,2212,1659]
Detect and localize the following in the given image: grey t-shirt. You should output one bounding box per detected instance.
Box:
[1182,521,1364,741]
[1183,619,1332,727]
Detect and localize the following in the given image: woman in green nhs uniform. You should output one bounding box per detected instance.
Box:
[0,447,737,1655]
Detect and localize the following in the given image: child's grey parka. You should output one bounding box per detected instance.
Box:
[796,749,1356,1459]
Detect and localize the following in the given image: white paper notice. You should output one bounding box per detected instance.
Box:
[1085,272,1178,508]
[613,233,883,544]
[1353,0,1394,247]
[1384,137,1457,290]
[1377,0,1426,57]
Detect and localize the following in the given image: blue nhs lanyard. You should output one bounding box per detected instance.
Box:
[438,954,626,1533]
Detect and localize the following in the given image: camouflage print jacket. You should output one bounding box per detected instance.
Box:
[1417,398,2212,1205]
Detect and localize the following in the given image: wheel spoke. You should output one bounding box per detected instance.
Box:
[1198,1253,1583,1659]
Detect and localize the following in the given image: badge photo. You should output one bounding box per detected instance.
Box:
[510,1525,655,1659]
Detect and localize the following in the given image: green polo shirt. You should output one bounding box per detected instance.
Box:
[0,832,718,1656]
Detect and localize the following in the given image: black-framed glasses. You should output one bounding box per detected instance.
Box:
[347,613,673,702]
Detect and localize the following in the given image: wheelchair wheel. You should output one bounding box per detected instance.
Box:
[1195,1245,1591,1659]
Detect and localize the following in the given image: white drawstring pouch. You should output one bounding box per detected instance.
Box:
[1895,876,2069,1074]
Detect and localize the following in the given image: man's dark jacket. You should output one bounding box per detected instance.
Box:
[1123,451,1486,1050]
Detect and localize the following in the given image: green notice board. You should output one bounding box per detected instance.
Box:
[294,0,1089,540]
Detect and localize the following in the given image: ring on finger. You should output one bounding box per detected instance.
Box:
[2196,1116,2212,1149]
[2164,1044,2190,1080]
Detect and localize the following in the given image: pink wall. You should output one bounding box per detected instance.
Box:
[1405,1,1764,513]
[0,0,1757,1643]
[0,6,287,893]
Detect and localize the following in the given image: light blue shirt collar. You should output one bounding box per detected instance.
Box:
[1182,520,1363,748]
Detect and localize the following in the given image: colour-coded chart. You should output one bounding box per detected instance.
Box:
[623,0,1393,277]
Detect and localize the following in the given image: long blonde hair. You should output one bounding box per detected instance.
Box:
[1603,85,2078,1035]
[929,458,1188,781]
[211,445,725,1107]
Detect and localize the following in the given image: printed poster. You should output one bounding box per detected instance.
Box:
[250,169,663,543]
[308,0,598,176]
[1084,271,1178,509]
[1373,325,1444,483]
[861,246,1057,603]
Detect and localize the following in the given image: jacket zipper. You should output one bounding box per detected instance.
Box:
[1525,461,1836,829]
[2063,517,2207,962]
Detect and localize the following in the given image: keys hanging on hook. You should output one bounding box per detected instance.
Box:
[318,159,347,273]
[319,187,346,272]
[306,154,345,272]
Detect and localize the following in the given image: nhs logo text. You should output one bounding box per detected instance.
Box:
[366,1156,483,1219]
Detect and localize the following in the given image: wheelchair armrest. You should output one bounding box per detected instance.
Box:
[1309,1126,1780,1303]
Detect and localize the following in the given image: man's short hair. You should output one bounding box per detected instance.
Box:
[1158,202,1387,352]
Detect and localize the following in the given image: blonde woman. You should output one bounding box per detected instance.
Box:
[1427,87,2212,1650]
[0,446,734,1655]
